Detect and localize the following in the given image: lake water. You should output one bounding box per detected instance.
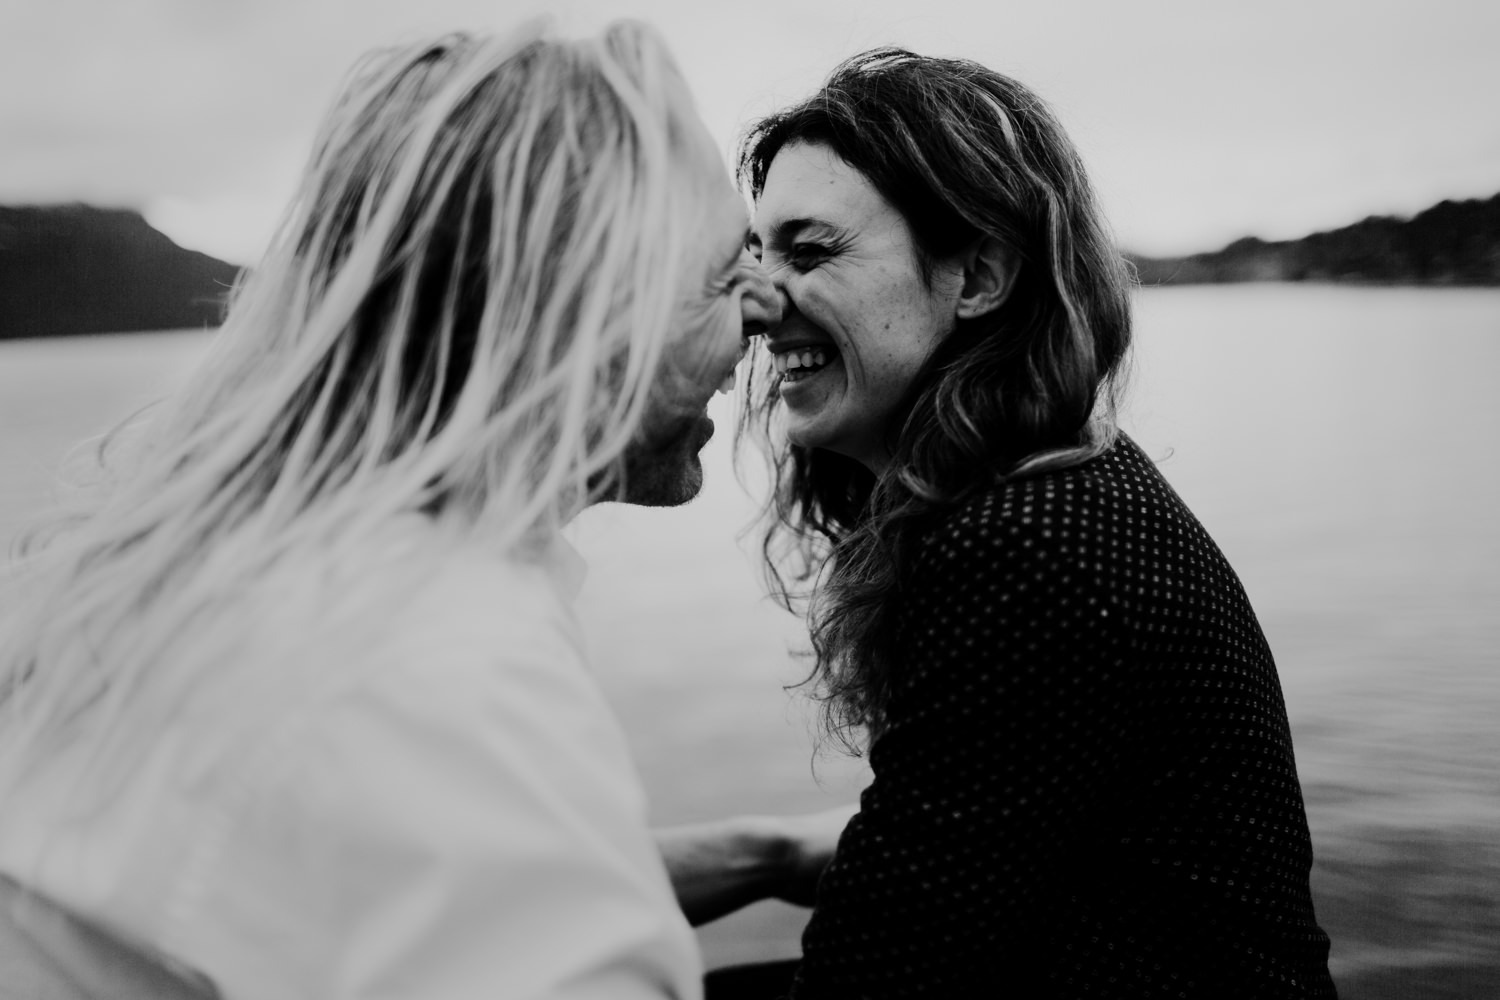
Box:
[2,285,1497,997]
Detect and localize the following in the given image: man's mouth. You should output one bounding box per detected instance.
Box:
[773,346,838,383]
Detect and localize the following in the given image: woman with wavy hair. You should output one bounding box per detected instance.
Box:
[722,48,1337,998]
[0,21,779,998]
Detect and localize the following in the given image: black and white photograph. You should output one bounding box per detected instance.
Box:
[1,1,1496,997]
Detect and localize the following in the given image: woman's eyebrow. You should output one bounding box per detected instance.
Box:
[762,217,840,249]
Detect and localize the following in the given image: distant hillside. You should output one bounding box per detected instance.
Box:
[1129,193,1500,287]
[5,190,1495,341]
[0,204,243,339]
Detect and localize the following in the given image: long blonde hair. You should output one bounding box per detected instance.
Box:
[0,21,722,798]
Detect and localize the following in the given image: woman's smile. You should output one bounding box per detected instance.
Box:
[775,348,844,426]
[772,342,840,385]
[774,344,834,380]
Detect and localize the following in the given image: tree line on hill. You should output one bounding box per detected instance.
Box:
[2,193,1497,340]
[1129,193,1500,287]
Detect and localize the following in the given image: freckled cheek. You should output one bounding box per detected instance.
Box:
[854,304,943,405]
[787,279,855,357]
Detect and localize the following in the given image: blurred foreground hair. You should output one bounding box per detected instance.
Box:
[0,21,719,799]
[737,48,1134,745]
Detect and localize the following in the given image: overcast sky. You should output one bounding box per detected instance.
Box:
[3,0,1496,265]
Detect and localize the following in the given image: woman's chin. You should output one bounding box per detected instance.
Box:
[784,413,842,456]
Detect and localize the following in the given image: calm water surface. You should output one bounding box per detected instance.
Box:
[2,285,1497,995]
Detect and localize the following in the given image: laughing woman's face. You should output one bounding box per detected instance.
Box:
[750,141,964,473]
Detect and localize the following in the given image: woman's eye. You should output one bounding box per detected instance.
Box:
[788,242,830,270]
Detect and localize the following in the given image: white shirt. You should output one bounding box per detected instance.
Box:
[0,517,702,999]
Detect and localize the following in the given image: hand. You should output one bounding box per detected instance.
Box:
[769,803,859,907]
[654,803,858,926]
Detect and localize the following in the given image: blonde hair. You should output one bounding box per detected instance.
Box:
[0,21,722,799]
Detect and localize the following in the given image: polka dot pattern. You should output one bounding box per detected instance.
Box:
[792,434,1336,999]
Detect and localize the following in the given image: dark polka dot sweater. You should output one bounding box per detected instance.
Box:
[791,434,1336,999]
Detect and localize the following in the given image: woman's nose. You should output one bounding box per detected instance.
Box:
[735,250,782,339]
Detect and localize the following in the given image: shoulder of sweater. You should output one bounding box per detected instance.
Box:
[904,437,1199,597]
[920,445,1126,542]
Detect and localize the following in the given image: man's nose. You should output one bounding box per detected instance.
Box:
[736,251,781,339]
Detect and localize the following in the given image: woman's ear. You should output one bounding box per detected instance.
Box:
[955,236,1017,320]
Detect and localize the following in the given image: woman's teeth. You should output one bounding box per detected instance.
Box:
[773,348,831,382]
